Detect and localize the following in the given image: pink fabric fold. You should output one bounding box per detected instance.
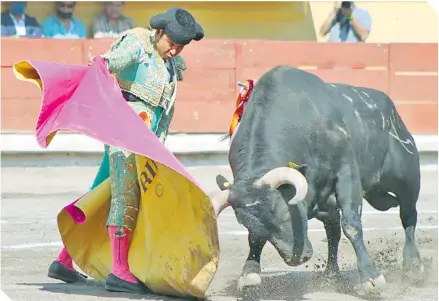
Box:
[64,197,86,224]
[25,57,202,190]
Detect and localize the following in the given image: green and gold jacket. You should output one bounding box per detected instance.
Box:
[100,27,186,142]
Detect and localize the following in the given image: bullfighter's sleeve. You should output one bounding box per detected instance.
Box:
[100,33,144,74]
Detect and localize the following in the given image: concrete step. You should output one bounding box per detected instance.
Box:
[1,133,437,167]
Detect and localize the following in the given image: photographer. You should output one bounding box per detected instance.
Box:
[319,1,371,42]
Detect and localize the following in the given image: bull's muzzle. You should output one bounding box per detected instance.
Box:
[253,167,308,205]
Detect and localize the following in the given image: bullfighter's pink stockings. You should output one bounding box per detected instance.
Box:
[108,225,137,283]
[56,246,74,270]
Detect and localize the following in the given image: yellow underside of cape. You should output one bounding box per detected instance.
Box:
[57,155,220,299]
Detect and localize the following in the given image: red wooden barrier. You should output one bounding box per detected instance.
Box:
[1,39,437,134]
[388,43,438,134]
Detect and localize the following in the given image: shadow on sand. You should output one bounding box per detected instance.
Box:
[18,279,192,301]
[18,262,434,301]
[212,269,388,301]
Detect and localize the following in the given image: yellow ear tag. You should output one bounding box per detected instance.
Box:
[288,161,299,169]
[223,182,231,187]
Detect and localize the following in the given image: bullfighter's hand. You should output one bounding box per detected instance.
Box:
[88,56,96,66]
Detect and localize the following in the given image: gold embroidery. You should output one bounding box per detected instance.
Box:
[125,28,154,54]
[114,28,178,109]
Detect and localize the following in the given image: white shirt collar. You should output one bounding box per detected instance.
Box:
[10,13,26,23]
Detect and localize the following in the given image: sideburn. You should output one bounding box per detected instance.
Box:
[154,30,164,44]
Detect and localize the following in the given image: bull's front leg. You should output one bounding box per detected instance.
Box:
[336,163,386,295]
[322,205,342,279]
[237,233,267,297]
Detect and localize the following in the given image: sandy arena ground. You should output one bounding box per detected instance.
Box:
[1,165,438,301]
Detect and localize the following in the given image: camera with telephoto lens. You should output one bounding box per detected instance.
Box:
[341,1,352,9]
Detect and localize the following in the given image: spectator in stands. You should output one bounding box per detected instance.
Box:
[92,1,134,38]
[319,1,371,42]
[42,1,86,39]
[1,2,42,38]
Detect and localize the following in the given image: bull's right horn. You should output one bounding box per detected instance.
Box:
[254,167,308,205]
[210,190,231,217]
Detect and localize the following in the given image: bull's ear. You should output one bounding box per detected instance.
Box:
[216,174,233,191]
[296,164,308,175]
[288,162,307,176]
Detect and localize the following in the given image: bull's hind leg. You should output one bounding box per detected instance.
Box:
[379,136,424,283]
[336,162,386,295]
[364,186,423,280]
[381,183,424,282]
[237,234,267,299]
[399,190,424,283]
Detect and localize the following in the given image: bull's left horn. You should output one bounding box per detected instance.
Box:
[210,190,231,216]
[254,167,308,205]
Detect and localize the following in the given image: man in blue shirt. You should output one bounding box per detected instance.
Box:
[42,1,87,39]
[1,2,42,38]
[319,1,371,42]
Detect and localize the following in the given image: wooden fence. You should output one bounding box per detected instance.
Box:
[1,38,437,134]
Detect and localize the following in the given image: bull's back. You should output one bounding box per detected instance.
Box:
[231,66,350,181]
[328,83,416,189]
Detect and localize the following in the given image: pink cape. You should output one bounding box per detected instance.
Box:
[25,56,202,190]
[15,57,207,224]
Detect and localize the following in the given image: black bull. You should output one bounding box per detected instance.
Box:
[209,65,424,296]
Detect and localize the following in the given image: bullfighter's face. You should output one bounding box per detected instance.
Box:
[155,29,185,59]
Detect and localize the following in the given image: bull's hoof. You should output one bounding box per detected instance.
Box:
[322,267,343,283]
[403,262,425,285]
[356,274,386,296]
[237,273,261,301]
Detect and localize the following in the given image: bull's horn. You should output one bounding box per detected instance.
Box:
[254,167,308,205]
[210,190,231,216]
